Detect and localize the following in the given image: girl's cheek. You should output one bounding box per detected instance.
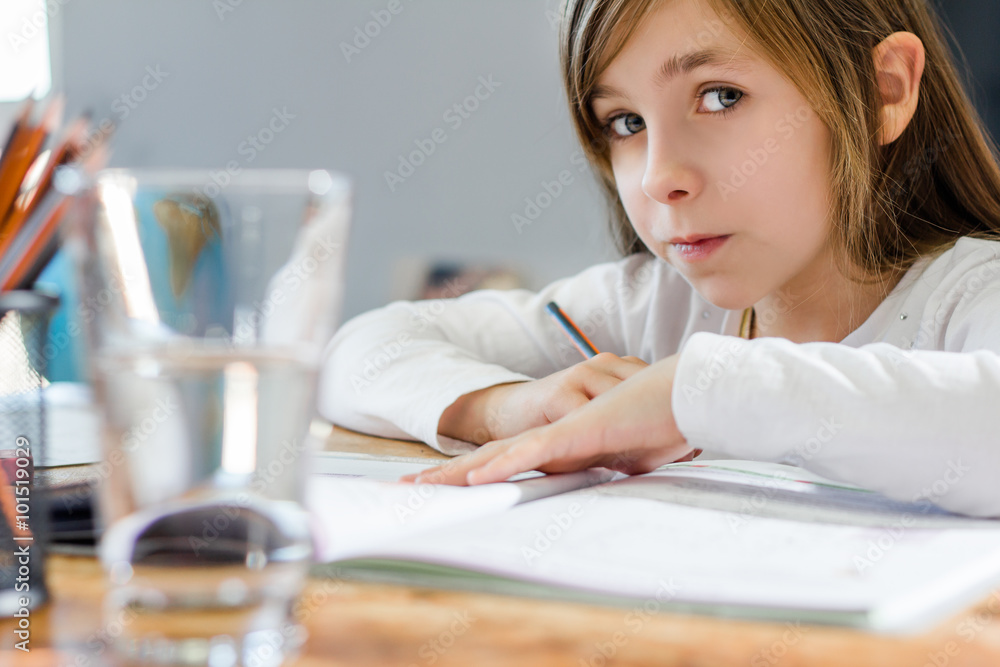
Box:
[611,159,646,211]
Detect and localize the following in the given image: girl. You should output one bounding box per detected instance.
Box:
[319,0,1000,517]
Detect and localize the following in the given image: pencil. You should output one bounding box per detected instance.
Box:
[0,97,62,230]
[0,111,91,261]
[0,142,108,291]
[545,301,599,359]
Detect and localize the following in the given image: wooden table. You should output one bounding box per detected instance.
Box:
[5,427,1000,666]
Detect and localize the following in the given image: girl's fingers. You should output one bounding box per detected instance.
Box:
[620,355,649,368]
[410,441,511,485]
[399,464,461,484]
[466,444,540,485]
[591,354,648,381]
[466,428,580,485]
[579,373,624,399]
[547,390,591,422]
[411,459,474,485]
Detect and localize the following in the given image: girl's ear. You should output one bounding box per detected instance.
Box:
[873,32,926,146]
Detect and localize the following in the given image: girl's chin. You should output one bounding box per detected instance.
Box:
[678,274,758,312]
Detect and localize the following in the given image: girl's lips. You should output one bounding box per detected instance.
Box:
[670,235,731,262]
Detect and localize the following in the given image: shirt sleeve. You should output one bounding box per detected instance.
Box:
[318,255,676,454]
[672,256,1000,518]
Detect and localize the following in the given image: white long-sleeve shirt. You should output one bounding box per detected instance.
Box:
[319,237,1000,517]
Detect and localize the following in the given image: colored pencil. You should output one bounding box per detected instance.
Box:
[545,301,599,359]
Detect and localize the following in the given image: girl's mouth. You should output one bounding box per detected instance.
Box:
[670,235,732,262]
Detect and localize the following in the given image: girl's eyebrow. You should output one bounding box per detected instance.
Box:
[591,47,752,102]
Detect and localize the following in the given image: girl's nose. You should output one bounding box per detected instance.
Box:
[641,133,701,204]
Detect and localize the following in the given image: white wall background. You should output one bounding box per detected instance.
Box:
[54,0,617,320]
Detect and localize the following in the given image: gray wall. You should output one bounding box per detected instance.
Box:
[56,0,616,320]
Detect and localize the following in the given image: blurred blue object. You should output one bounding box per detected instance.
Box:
[35,250,85,383]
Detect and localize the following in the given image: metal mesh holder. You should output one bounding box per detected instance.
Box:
[0,290,59,615]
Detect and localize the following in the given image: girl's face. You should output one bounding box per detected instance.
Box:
[592,0,834,310]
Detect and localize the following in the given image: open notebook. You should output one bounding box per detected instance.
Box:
[307,457,1000,635]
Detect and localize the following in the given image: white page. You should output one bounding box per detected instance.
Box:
[32,383,102,467]
[309,453,445,482]
[308,467,616,561]
[308,449,607,484]
[338,462,1000,633]
[607,461,988,528]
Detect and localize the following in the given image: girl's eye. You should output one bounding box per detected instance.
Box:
[700,87,744,113]
[607,113,646,138]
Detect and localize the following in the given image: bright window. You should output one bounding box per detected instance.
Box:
[0,0,53,101]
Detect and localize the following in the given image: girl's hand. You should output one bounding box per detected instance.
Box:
[409,355,691,486]
[437,353,649,445]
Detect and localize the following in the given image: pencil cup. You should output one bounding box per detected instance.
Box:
[0,290,59,620]
[60,169,352,666]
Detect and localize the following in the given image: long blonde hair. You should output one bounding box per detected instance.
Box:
[560,0,1000,281]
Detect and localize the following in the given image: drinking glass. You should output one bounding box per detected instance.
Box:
[60,168,351,666]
